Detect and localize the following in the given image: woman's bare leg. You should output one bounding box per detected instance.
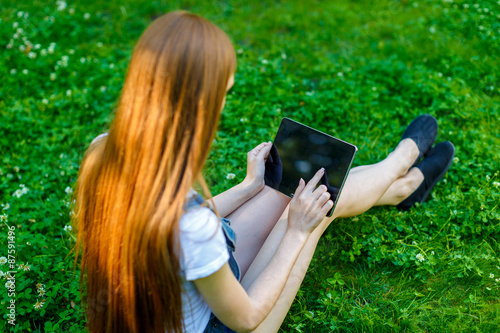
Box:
[348,165,424,208]
[227,186,291,277]
[222,139,420,332]
[243,139,420,332]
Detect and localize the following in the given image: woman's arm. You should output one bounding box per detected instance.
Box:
[195,169,333,332]
[206,179,262,218]
[205,142,272,217]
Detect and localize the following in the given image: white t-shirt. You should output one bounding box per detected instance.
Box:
[178,190,229,332]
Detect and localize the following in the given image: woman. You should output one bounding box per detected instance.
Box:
[71,11,454,333]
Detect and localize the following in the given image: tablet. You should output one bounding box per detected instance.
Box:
[264,117,357,217]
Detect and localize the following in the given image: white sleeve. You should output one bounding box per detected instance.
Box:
[178,207,229,281]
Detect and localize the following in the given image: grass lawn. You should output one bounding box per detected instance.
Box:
[1,0,499,331]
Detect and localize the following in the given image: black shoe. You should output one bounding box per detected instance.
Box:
[400,114,438,167]
[396,141,455,211]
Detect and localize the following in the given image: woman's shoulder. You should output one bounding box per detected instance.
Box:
[180,189,219,239]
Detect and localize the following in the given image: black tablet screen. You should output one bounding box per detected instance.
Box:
[264,118,357,214]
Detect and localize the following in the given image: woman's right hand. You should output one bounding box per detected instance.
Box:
[287,168,334,235]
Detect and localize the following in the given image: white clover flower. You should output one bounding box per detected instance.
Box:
[38,288,45,296]
[33,300,44,310]
[496,278,500,283]
[22,69,28,75]
[239,117,248,122]
[69,8,75,15]
[0,257,7,265]
[416,253,425,262]
[337,72,343,77]
[0,214,7,222]
[50,73,56,81]
[490,273,495,278]
[493,182,500,188]
[237,48,243,54]
[10,69,16,75]
[66,90,72,97]
[34,43,41,50]
[2,203,10,210]
[28,52,36,59]
[56,0,67,11]
[84,13,91,20]
[109,63,115,69]
[13,22,19,29]
[19,45,26,52]
[69,49,75,54]
[97,42,103,48]
[261,59,268,64]
[100,86,107,92]
[48,44,55,54]
[463,4,469,8]
[42,99,49,105]
[64,225,72,232]
[65,186,73,194]
[431,251,435,255]
[226,173,236,180]
[39,49,47,56]
[17,11,24,18]
[5,281,14,289]
[80,57,85,63]
[26,242,31,246]
[23,264,30,271]
[16,28,23,35]
[6,43,13,49]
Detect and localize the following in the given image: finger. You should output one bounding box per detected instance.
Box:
[293,178,306,198]
[312,184,329,201]
[304,168,325,193]
[320,200,334,216]
[249,142,268,156]
[256,142,273,160]
[316,190,331,206]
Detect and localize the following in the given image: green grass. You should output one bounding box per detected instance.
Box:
[1,0,499,331]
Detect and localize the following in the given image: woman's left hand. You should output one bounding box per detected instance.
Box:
[243,141,273,196]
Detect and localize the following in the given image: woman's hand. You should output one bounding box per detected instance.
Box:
[287,168,334,236]
[242,142,273,196]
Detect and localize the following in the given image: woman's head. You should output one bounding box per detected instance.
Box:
[72,11,235,333]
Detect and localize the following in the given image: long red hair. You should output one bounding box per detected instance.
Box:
[70,11,236,332]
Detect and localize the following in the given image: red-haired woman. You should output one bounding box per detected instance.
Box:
[72,11,454,333]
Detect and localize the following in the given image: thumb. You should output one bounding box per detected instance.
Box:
[257,142,273,160]
[294,178,306,197]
